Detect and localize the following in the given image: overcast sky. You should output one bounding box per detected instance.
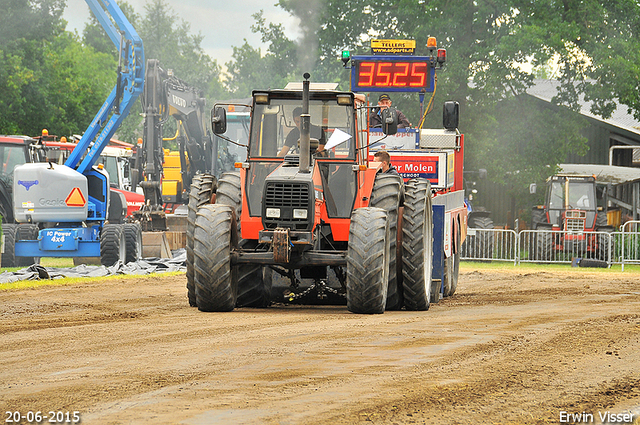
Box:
[62,0,300,68]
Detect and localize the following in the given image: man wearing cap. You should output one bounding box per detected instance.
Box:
[369,93,411,129]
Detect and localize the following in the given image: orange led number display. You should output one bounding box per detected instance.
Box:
[356,60,429,88]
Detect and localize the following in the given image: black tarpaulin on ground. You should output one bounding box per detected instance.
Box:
[0,249,186,284]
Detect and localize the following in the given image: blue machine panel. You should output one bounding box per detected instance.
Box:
[432,204,445,300]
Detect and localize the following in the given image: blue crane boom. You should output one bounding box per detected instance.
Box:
[65,0,144,174]
[11,0,145,265]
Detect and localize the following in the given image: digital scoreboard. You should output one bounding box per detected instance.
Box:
[350,55,436,93]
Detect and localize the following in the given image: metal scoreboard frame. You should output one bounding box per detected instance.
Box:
[349,55,437,93]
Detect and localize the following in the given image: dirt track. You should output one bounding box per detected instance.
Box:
[1,266,640,425]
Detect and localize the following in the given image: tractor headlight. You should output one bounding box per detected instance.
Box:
[266,208,280,218]
[293,209,308,219]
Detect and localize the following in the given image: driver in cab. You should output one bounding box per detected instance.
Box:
[278,107,327,157]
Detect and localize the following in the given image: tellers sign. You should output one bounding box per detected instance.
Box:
[351,56,435,93]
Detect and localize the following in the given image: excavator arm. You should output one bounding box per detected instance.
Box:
[135,59,211,208]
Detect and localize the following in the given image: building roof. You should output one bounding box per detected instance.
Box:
[526,79,640,137]
[559,163,640,185]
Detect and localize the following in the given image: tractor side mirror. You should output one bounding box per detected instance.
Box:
[381,107,398,135]
[529,183,537,194]
[443,101,459,131]
[211,106,227,134]
[478,168,487,179]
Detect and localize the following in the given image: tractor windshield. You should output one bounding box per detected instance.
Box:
[0,143,28,179]
[249,99,355,159]
[548,180,596,210]
[547,178,597,228]
[567,181,596,210]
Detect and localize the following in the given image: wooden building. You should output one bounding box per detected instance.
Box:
[478,79,640,228]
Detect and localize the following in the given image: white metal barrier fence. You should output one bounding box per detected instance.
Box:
[461,228,518,264]
[460,228,636,266]
[619,221,640,270]
[518,230,611,265]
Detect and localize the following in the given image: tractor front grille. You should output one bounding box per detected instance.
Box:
[565,210,586,232]
[263,182,312,230]
[265,182,309,208]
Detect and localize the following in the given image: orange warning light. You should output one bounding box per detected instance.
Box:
[65,187,86,207]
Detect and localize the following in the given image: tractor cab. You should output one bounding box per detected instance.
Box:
[545,174,598,231]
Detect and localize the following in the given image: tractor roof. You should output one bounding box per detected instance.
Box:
[559,163,640,185]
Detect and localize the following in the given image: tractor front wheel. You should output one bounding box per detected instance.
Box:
[186,174,216,307]
[193,204,238,312]
[346,207,390,314]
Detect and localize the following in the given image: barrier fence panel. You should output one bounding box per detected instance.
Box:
[459,228,640,267]
[517,230,611,265]
[461,228,517,264]
[619,221,640,270]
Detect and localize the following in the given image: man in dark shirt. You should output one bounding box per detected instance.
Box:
[373,150,400,176]
[369,94,411,129]
[278,107,326,156]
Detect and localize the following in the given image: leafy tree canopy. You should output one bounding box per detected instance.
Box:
[79,0,224,143]
[3,0,640,211]
[0,0,114,137]
[267,0,640,203]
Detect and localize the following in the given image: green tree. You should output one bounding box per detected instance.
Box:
[224,11,299,97]
[79,0,224,143]
[0,0,116,136]
[82,1,140,55]
[42,32,116,136]
[138,0,221,91]
[271,0,640,205]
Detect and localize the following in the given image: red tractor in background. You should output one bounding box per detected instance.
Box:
[530,173,613,261]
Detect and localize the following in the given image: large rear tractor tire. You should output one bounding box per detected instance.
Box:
[535,228,553,262]
[186,174,216,307]
[100,224,126,267]
[531,208,547,230]
[369,173,403,311]
[193,204,238,312]
[596,231,612,262]
[402,178,434,311]
[346,207,390,314]
[123,222,143,264]
[216,171,271,308]
[529,209,548,261]
[237,266,273,308]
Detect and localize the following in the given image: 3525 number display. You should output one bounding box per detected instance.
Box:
[351,56,434,92]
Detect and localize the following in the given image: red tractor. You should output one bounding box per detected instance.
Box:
[184,74,461,314]
[531,174,612,260]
